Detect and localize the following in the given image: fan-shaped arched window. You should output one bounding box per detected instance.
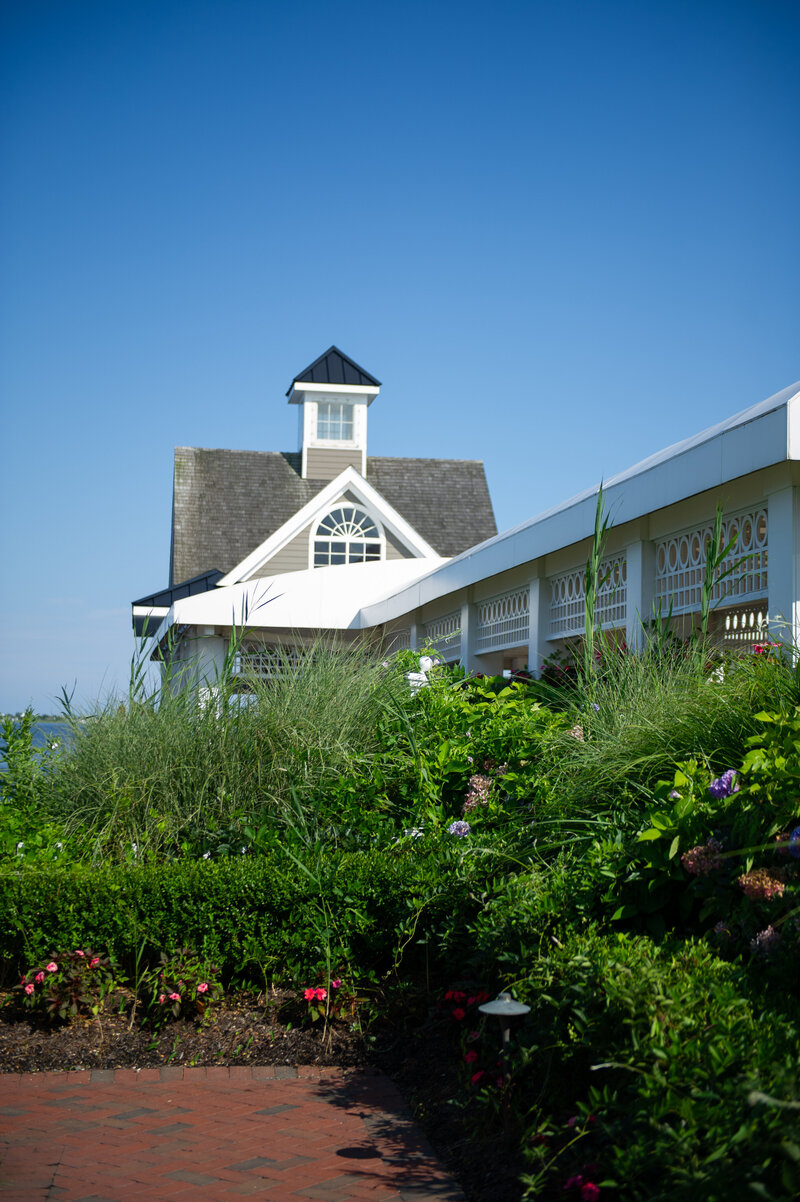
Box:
[313,506,383,567]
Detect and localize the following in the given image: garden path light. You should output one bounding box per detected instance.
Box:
[478,992,530,1077]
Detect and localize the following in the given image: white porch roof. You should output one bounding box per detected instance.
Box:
[360,380,800,627]
[146,557,447,648]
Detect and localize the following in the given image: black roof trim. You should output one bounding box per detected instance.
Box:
[287,346,381,395]
[132,568,224,610]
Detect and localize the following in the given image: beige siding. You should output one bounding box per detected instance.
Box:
[306,447,361,480]
[385,529,414,560]
[252,526,311,576]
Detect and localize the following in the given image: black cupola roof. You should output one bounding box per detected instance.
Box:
[286,346,381,396]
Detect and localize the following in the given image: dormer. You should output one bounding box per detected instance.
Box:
[287,346,381,480]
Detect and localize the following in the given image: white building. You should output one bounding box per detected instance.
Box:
[133,372,800,689]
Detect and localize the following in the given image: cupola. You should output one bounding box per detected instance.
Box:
[287,346,381,480]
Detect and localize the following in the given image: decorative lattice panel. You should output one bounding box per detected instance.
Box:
[475,587,530,652]
[423,612,462,661]
[654,509,767,614]
[235,644,301,679]
[385,628,411,652]
[549,557,627,638]
[713,605,769,646]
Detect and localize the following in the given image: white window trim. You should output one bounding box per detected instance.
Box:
[314,400,356,445]
[309,505,386,569]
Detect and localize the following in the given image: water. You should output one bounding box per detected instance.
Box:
[0,720,75,771]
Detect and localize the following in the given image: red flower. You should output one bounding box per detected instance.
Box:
[303,988,316,1000]
[464,1050,478,1063]
[315,987,327,1001]
[581,1186,600,1201]
[452,1007,466,1021]
[471,1070,485,1086]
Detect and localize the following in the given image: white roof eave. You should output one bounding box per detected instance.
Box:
[359,380,800,626]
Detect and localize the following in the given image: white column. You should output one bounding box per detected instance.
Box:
[625,539,656,652]
[767,485,800,650]
[408,616,419,652]
[460,594,479,672]
[528,575,550,676]
[167,628,229,696]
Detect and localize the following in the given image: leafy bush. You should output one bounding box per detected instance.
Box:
[13,948,118,1022]
[141,948,223,1030]
[0,839,499,989]
[37,639,413,862]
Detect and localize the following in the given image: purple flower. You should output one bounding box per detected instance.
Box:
[788,826,800,860]
[709,769,740,799]
[448,820,471,837]
[750,926,781,956]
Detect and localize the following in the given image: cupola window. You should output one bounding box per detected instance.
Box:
[313,507,382,566]
[317,401,354,441]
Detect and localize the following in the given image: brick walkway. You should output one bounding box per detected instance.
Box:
[0,1065,465,1201]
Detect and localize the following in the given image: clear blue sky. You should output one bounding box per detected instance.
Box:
[1,0,798,713]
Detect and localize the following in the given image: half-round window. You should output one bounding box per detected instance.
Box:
[313,506,383,567]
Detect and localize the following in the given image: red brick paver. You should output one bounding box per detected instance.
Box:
[0,1066,464,1201]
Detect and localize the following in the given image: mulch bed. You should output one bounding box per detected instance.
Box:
[0,987,525,1201]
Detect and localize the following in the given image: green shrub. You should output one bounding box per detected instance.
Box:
[505,929,800,1201]
[38,638,414,863]
[0,840,496,989]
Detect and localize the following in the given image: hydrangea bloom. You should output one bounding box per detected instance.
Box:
[709,769,740,799]
[789,825,800,860]
[681,837,724,876]
[737,867,786,901]
[750,925,781,956]
[463,774,492,815]
[448,820,471,837]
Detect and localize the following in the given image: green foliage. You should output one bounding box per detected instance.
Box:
[583,485,613,685]
[14,948,118,1022]
[549,643,797,812]
[0,842,494,988]
[38,638,412,862]
[1,709,71,866]
[140,948,223,1030]
[510,929,800,1201]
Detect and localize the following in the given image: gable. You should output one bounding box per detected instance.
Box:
[220,468,437,584]
[170,448,497,584]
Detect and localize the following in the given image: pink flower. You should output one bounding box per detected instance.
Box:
[169,992,180,1001]
[471,1070,485,1086]
[197,982,208,993]
[331,979,342,989]
[581,1186,601,1201]
[464,1050,478,1063]
[315,987,327,1001]
[304,987,317,1000]
[158,994,166,1004]
[24,983,34,995]
[35,972,45,983]
[46,962,58,973]
[75,950,85,957]
[89,957,100,968]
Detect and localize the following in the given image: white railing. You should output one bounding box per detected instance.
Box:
[385,628,411,652]
[423,612,461,661]
[549,557,627,638]
[654,508,768,615]
[475,587,530,652]
[234,644,301,679]
[715,605,769,646]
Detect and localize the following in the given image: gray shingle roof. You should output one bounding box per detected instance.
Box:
[287,346,381,395]
[170,448,496,584]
